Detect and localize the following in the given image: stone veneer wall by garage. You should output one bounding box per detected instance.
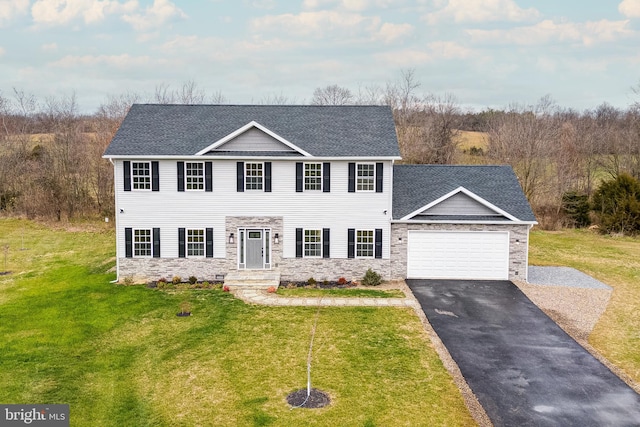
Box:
[390,223,531,281]
[277,258,391,283]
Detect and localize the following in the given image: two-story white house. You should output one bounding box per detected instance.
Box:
[104,104,536,285]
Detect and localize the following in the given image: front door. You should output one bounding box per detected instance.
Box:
[246,229,264,269]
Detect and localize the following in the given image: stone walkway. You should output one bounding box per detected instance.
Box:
[233,289,421,308]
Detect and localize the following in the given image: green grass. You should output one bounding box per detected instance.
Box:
[276,288,405,298]
[530,228,640,383]
[0,219,474,426]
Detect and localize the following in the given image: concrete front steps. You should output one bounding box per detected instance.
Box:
[224,270,281,290]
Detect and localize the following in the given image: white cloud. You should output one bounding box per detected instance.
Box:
[424,0,540,24]
[374,22,413,43]
[122,0,186,32]
[31,0,137,26]
[619,0,640,18]
[302,0,397,11]
[373,41,472,65]
[41,42,58,51]
[467,19,634,47]
[49,53,160,70]
[0,0,29,26]
[0,46,5,56]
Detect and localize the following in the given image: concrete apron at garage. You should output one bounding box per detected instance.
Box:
[407,279,640,427]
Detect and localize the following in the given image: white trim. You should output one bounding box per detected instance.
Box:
[400,186,521,222]
[392,220,537,225]
[103,155,402,161]
[195,121,313,157]
[184,161,206,192]
[356,162,376,192]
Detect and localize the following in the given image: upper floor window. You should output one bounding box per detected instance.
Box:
[245,163,263,190]
[305,163,323,191]
[186,162,204,190]
[134,229,152,256]
[356,230,374,258]
[187,229,205,256]
[357,163,375,192]
[304,229,322,257]
[132,162,151,190]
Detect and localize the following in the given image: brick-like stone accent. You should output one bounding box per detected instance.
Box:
[390,222,530,280]
[278,258,391,283]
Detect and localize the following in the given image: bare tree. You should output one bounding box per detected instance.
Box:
[311,84,354,105]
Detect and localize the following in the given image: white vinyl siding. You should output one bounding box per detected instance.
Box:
[132,162,151,190]
[115,160,391,260]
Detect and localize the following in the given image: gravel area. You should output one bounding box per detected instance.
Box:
[528,266,611,289]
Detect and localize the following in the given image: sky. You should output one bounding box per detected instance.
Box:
[1,0,640,113]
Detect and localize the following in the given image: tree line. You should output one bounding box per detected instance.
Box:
[1,73,639,233]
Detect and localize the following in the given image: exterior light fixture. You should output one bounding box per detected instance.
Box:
[229,233,234,244]
[274,233,279,244]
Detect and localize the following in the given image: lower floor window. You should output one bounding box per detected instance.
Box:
[187,229,205,256]
[304,229,321,257]
[356,230,374,258]
[134,229,152,256]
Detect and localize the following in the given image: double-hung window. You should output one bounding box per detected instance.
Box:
[186,162,204,190]
[134,229,152,256]
[132,162,151,190]
[304,229,322,257]
[356,230,374,258]
[305,163,322,191]
[245,163,263,190]
[187,229,205,256]
[356,163,375,192]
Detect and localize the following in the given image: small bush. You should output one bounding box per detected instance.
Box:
[337,277,347,285]
[223,285,230,292]
[188,275,198,285]
[307,277,317,286]
[286,282,297,289]
[201,281,210,288]
[212,282,223,290]
[157,277,167,284]
[267,286,277,293]
[122,276,134,286]
[323,279,329,286]
[172,276,182,285]
[179,301,192,314]
[361,268,382,286]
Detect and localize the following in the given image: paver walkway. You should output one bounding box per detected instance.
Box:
[233,289,420,308]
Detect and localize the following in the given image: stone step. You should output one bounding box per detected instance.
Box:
[224,270,280,290]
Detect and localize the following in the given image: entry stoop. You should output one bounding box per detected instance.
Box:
[224,270,281,290]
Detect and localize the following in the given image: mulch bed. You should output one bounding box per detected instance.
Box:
[280,280,354,289]
[286,388,331,408]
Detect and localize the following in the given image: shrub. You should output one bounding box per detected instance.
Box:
[323,279,329,286]
[562,191,591,228]
[592,173,640,236]
[361,268,382,286]
[337,277,347,285]
[122,276,134,286]
[157,277,167,284]
[286,282,297,289]
[188,275,198,285]
[201,281,210,288]
[172,276,182,285]
[267,286,276,293]
[223,285,230,292]
[212,282,223,290]
[179,301,192,314]
[307,277,317,286]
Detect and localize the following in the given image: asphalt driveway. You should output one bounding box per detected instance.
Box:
[407,279,640,427]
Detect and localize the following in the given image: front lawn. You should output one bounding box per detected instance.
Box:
[0,219,474,426]
[530,229,640,384]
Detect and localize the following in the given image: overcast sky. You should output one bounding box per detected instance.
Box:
[1,0,640,113]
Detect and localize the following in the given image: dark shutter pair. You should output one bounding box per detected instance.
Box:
[177,162,213,192]
[178,228,213,258]
[295,228,330,258]
[124,227,160,258]
[347,162,383,193]
[236,162,272,192]
[347,228,382,259]
[123,161,159,191]
[295,162,331,192]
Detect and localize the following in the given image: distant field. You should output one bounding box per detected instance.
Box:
[457,130,488,151]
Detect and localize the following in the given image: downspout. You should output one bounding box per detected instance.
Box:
[388,159,395,281]
[109,158,120,283]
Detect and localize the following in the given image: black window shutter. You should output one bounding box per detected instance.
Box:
[348,163,355,192]
[123,161,131,192]
[296,162,303,192]
[375,229,383,259]
[151,161,159,191]
[125,227,132,258]
[376,163,383,193]
[177,162,185,192]
[296,228,303,258]
[323,163,330,192]
[323,228,330,258]
[206,228,214,258]
[178,228,185,258]
[264,162,272,192]
[236,162,244,192]
[347,228,355,258]
[153,228,160,258]
[205,162,213,192]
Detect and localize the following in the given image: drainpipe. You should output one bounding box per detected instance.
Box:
[109,158,120,283]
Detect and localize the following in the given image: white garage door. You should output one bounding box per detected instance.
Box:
[407,231,509,280]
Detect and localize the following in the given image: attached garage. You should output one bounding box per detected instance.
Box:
[407,230,510,280]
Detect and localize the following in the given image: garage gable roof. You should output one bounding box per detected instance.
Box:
[393,165,537,223]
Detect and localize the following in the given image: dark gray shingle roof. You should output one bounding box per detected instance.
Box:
[104,104,400,158]
[393,165,537,222]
